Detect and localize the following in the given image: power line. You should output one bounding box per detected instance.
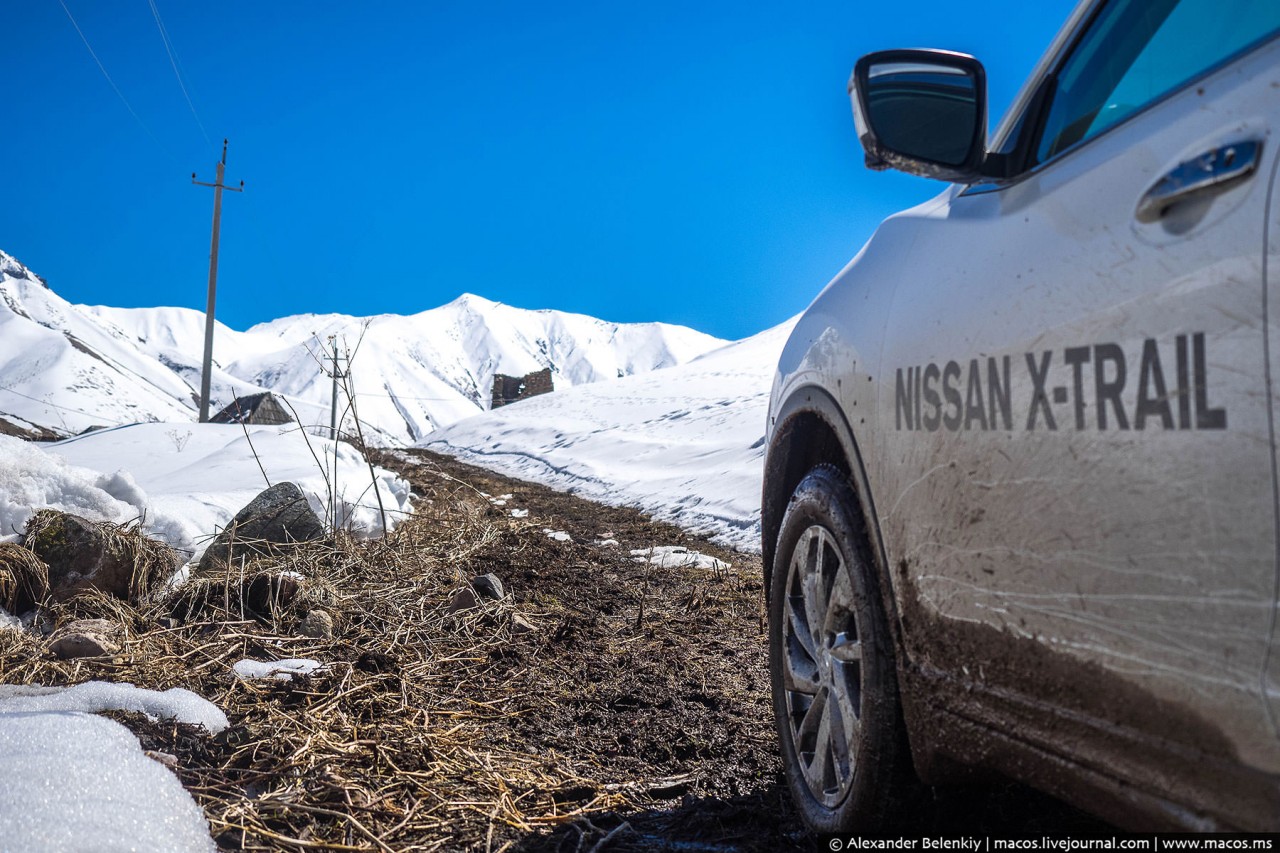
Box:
[0,383,104,420]
[146,0,214,152]
[57,0,174,162]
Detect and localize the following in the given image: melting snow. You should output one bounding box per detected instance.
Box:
[233,658,326,681]
[631,546,730,572]
[425,319,797,552]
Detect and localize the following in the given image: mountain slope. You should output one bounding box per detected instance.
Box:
[0,250,728,444]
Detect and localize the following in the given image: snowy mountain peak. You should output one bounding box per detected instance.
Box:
[0,250,46,288]
[0,250,731,445]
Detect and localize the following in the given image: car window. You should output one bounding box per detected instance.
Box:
[1034,0,1280,165]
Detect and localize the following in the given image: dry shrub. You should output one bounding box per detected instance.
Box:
[0,543,49,615]
[23,511,177,604]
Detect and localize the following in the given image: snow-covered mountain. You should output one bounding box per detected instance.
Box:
[0,250,728,444]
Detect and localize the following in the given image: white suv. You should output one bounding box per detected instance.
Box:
[763,0,1280,833]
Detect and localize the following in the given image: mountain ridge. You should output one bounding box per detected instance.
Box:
[0,249,729,444]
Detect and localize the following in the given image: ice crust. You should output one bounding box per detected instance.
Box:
[631,545,730,572]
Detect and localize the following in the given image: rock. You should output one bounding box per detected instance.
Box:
[47,619,121,659]
[144,750,179,769]
[198,483,325,572]
[0,543,50,614]
[448,587,479,614]
[510,614,537,636]
[470,573,505,601]
[23,511,178,602]
[299,609,334,639]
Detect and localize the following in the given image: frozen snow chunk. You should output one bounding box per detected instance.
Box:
[510,508,529,518]
[0,606,21,631]
[630,546,730,572]
[594,538,620,548]
[0,681,228,735]
[0,711,216,852]
[543,528,571,542]
[233,658,326,681]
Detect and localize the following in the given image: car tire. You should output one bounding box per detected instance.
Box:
[769,464,918,833]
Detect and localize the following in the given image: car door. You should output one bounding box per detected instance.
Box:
[873,0,1280,827]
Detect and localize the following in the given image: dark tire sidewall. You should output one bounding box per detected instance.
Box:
[768,465,904,833]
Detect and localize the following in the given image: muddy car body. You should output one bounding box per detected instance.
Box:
[763,0,1280,832]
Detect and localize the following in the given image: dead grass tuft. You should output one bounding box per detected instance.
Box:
[0,542,50,614]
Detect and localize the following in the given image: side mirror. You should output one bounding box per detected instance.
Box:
[849,49,988,183]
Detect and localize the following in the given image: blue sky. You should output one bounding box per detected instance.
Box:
[6,1,1075,341]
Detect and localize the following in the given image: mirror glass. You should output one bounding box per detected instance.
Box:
[863,62,978,167]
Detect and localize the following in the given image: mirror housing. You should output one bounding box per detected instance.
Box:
[849,49,989,183]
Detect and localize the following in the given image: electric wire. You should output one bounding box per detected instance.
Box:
[146,0,215,153]
[56,0,175,163]
[0,383,108,421]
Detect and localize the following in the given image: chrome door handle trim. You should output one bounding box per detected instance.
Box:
[1136,140,1262,223]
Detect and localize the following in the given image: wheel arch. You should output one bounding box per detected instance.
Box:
[762,386,893,627]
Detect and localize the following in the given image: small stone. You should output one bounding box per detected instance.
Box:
[299,609,334,639]
[47,618,121,659]
[145,750,179,769]
[511,614,537,636]
[155,616,182,631]
[470,573,505,601]
[448,587,479,614]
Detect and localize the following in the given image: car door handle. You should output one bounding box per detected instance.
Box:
[1135,140,1262,223]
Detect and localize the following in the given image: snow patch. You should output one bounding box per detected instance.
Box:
[0,711,216,852]
[631,546,730,572]
[233,658,326,681]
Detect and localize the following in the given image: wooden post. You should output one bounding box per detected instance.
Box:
[192,139,243,422]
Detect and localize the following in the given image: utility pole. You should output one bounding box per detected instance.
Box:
[327,336,346,440]
[192,139,244,422]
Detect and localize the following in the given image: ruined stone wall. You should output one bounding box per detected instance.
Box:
[491,368,554,409]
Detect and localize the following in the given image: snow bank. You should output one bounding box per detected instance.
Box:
[423,319,797,552]
[0,681,228,734]
[29,422,412,563]
[0,711,215,852]
[0,434,149,540]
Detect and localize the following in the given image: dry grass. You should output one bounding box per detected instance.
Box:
[0,451,797,852]
[0,541,49,614]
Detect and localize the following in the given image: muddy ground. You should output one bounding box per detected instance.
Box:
[3,446,1109,851]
